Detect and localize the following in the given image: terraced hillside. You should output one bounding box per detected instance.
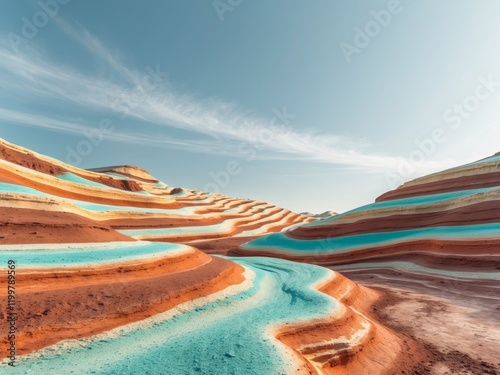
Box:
[239,153,500,374]
[239,154,500,274]
[0,138,314,244]
[0,138,422,374]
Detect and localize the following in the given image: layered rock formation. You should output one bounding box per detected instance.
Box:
[238,153,500,373]
[0,138,314,244]
[239,153,500,279]
[0,138,418,374]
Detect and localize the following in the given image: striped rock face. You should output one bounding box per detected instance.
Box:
[0,138,315,244]
[0,138,419,374]
[239,154,500,300]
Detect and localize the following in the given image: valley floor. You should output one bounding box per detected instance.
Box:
[193,236,500,374]
[341,270,500,375]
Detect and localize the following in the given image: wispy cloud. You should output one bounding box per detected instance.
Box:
[53,19,140,86]
[0,107,238,154]
[0,23,453,174]
[0,108,88,134]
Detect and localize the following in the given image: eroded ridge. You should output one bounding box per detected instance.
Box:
[0,137,313,245]
[239,153,500,278]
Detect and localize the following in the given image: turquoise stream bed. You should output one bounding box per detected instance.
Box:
[0,242,188,268]
[6,257,337,375]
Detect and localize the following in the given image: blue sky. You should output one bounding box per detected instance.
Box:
[1,0,500,213]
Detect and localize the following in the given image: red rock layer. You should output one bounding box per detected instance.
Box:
[0,145,65,175]
[0,252,245,357]
[377,171,500,202]
[104,216,222,229]
[0,166,179,209]
[343,252,500,272]
[234,239,500,267]
[89,166,159,183]
[238,153,500,273]
[0,141,142,192]
[0,207,133,244]
[143,210,303,243]
[288,200,500,239]
[0,137,313,236]
[274,274,424,374]
[185,236,260,255]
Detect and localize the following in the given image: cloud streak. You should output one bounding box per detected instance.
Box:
[0,24,453,175]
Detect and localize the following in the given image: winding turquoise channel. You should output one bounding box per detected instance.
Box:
[7,257,337,375]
